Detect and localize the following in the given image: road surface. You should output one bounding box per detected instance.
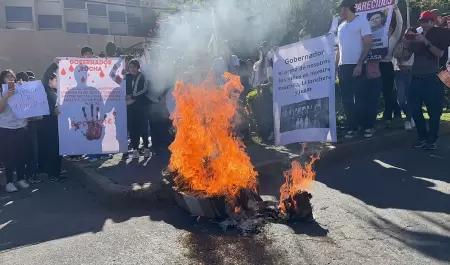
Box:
[1,136,450,265]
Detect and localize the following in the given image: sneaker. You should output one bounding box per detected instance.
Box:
[344,130,357,139]
[17,180,30,189]
[132,150,140,159]
[404,121,412,131]
[144,148,151,158]
[122,152,129,160]
[411,119,415,128]
[4,183,18,193]
[425,142,437,150]
[412,140,427,148]
[87,156,98,163]
[363,128,375,138]
[29,174,43,184]
[66,156,82,162]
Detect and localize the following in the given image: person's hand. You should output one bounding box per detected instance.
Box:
[414,33,427,43]
[353,64,362,77]
[126,95,132,101]
[394,4,398,10]
[4,82,15,98]
[55,107,61,116]
[54,57,61,64]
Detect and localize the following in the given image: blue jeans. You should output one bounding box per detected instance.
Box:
[361,77,382,129]
[395,69,412,121]
[409,74,444,142]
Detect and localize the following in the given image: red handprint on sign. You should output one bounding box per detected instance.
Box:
[72,104,106,141]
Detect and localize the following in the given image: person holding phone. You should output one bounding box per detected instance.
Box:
[0,70,31,192]
[403,11,450,150]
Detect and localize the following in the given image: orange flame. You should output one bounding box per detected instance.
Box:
[169,72,258,201]
[279,153,319,213]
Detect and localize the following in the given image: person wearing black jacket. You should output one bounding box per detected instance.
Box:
[126,59,150,159]
[41,62,67,182]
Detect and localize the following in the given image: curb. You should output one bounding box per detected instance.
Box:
[66,122,450,209]
[64,160,174,210]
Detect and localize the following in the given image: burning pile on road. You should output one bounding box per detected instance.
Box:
[165,73,319,234]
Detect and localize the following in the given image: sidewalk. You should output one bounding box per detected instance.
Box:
[60,120,450,209]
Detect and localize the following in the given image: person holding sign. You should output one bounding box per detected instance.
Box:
[336,0,373,139]
[0,70,31,192]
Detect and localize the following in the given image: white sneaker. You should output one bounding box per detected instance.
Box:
[144,148,151,158]
[5,182,18,193]
[363,128,375,138]
[17,180,30,189]
[411,119,415,128]
[132,150,140,159]
[345,130,357,139]
[405,121,412,131]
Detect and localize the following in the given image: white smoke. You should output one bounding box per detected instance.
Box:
[141,0,299,100]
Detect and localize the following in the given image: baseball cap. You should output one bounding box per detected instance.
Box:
[339,0,356,8]
[431,9,442,17]
[418,10,437,21]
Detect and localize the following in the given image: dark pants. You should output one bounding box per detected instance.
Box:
[41,116,62,178]
[149,103,173,152]
[361,77,382,129]
[127,104,149,150]
[395,69,413,121]
[409,74,444,142]
[0,127,30,183]
[27,120,40,177]
[338,64,366,130]
[380,62,401,120]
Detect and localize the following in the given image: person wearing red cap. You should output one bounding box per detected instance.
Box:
[402,10,450,150]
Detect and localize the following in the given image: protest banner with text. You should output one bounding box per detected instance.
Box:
[57,57,127,155]
[2,81,49,119]
[272,34,337,146]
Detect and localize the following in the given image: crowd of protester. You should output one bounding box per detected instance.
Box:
[1,0,449,193]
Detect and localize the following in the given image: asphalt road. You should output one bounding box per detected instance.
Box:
[1,136,450,265]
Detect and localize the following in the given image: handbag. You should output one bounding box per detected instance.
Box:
[438,63,450,88]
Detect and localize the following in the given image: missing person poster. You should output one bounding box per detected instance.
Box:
[272,34,337,146]
[329,0,394,60]
[57,57,128,155]
[356,0,394,60]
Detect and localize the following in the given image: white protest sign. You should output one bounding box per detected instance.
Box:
[57,57,128,155]
[1,81,49,119]
[272,34,337,146]
[355,0,395,60]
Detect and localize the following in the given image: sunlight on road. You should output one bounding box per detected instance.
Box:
[373,159,407,171]
[413,176,450,195]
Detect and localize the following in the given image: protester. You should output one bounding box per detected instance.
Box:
[393,28,416,131]
[0,70,31,192]
[380,5,403,127]
[336,0,372,139]
[26,71,36,81]
[362,60,382,138]
[126,59,151,159]
[41,62,67,182]
[431,10,450,70]
[403,11,450,150]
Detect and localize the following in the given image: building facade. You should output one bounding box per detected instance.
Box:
[0,0,150,36]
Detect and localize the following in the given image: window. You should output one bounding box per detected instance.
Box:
[38,15,63,29]
[109,11,126,22]
[90,28,109,35]
[66,22,88,33]
[126,0,141,5]
[64,0,86,9]
[127,15,141,26]
[5,6,33,22]
[87,3,107,16]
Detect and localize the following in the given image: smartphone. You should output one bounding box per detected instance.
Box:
[416,27,423,34]
[7,81,14,90]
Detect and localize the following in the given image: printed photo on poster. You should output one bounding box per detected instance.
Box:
[57,58,128,155]
[280,97,330,133]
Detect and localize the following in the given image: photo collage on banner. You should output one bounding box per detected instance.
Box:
[272,34,337,146]
[57,57,128,155]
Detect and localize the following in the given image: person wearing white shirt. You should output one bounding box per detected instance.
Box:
[336,0,373,139]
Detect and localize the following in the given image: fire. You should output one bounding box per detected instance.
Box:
[169,72,258,202]
[279,153,319,214]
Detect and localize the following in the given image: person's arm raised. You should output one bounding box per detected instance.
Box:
[416,34,444,58]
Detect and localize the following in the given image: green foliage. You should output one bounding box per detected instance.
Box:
[408,0,450,11]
